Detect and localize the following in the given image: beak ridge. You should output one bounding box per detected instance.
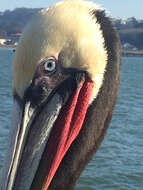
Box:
[0,94,63,190]
[0,99,23,189]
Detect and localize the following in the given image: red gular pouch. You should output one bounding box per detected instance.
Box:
[43,76,94,190]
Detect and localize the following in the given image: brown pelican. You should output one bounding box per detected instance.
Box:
[0,0,121,189]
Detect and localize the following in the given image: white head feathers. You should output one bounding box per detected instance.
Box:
[13,0,107,99]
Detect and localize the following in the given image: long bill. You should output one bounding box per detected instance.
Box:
[0,76,93,190]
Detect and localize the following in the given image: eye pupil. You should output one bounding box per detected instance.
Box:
[47,62,52,68]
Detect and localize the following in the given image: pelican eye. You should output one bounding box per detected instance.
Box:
[44,58,56,72]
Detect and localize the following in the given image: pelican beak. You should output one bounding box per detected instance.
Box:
[0,73,93,190]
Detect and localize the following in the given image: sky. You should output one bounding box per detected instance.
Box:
[0,0,142,19]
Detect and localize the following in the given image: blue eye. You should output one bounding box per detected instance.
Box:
[44,58,56,72]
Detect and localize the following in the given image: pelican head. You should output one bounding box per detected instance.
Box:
[0,0,121,189]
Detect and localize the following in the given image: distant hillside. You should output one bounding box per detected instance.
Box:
[0,8,143,49]
[0,8,40,35]
[114,18,143,49]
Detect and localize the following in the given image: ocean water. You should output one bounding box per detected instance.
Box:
[0,49,143,189]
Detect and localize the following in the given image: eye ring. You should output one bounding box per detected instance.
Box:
[43,58,56,72]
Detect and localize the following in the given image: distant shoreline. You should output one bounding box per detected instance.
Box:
[0,44,16,50]
[122,50,143,57]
